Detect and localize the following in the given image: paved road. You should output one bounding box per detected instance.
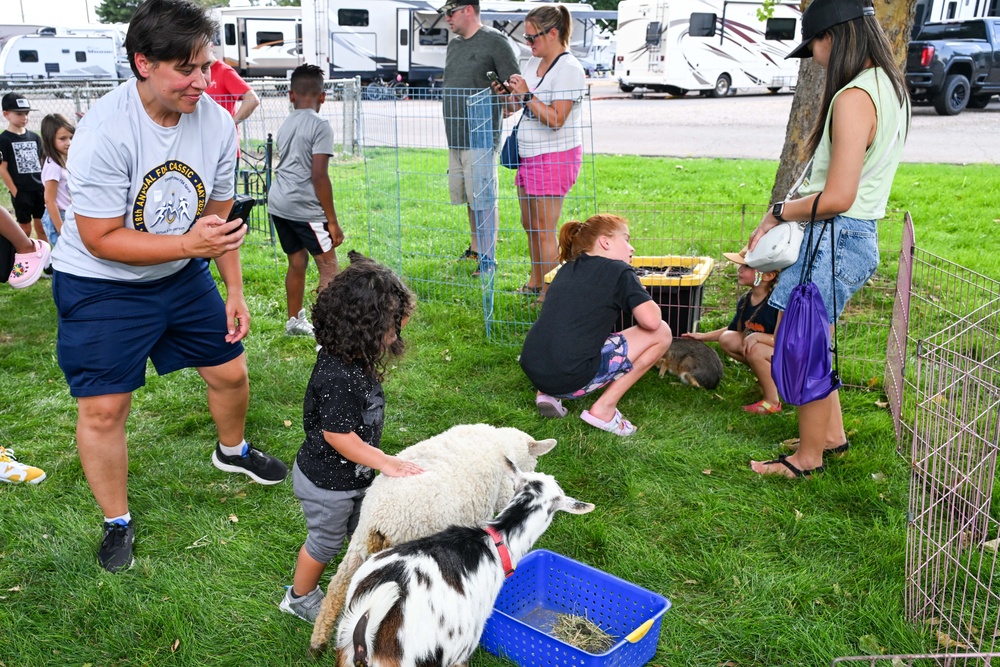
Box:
[586,79,1000,164]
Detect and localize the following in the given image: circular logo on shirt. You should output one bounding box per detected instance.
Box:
[131,161,206,234]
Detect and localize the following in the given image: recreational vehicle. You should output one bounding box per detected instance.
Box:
[0,34,118,82]
[614,0,802,96]
[300,0,615,83]
[61,24,131,79]
[211,6,304,77]
[912,0,999,35]
[0,24,47,49]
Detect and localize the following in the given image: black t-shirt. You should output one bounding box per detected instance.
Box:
[0,130,43,192]
[728,292,780,335]
[295,353,384,491]
[520,254,652,396]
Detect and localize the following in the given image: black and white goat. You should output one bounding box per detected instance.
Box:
[334,460,594,667]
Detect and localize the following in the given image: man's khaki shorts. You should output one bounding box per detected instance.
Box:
[448,148,498,210]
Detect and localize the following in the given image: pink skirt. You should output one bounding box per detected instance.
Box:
[515,145,583,197]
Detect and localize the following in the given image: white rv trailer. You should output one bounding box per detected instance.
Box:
[614,0,801,96]
[211,6,304,77]
[912,0,999,35]
[0,24,47,50]
[300,0,615,83]
[0,34,118,82]
[60,24,131,79]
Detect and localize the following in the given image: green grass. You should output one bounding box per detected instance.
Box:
[1,156,998,666]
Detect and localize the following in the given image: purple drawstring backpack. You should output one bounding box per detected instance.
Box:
[770,193,842,406]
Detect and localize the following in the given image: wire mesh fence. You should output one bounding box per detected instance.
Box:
[354,85,599,327]
[901,256,1000,662]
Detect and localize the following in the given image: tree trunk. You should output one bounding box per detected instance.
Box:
[770,0,917,202]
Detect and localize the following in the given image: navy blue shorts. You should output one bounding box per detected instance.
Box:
[53,259,245,398]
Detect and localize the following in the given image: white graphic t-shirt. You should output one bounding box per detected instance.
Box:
[53,79,237,281]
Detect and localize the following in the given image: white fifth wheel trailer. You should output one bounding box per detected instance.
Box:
[0,34,118,82]
[614,0,801,96]
[211,6,304,77]
[300,0,615,83]
[912,0,999,36]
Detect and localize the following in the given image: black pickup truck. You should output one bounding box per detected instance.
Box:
[906,17,1000,115]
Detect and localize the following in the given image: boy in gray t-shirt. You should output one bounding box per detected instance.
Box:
[268,64,344,336]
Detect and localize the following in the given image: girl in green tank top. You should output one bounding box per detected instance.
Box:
[746,0,911,479]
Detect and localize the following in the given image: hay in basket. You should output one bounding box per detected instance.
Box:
[551,613,616,654]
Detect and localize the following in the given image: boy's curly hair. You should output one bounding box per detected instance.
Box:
[312,258,416,381]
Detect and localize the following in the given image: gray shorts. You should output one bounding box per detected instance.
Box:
[293,461,366,564]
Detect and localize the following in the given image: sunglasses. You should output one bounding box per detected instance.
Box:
[445,7,465,17]
[523,31,543,44]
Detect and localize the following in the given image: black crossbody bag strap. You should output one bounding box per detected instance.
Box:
[797,192,840,384]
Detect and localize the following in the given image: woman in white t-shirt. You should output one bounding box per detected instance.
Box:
[506,5,587,303]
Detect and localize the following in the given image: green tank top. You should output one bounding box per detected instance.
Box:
[799,67,910,220]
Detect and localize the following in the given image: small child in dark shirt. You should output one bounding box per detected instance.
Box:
[683,246,781,414]
[0,93,46,244]
[281,256,422,623]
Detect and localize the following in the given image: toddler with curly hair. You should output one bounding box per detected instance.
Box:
[281,255,423,623]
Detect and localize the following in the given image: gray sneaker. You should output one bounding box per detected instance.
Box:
[285,309,314,336]
[280,586,324,623]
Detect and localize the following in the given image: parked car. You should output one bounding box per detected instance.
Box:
[906,17,1000,116]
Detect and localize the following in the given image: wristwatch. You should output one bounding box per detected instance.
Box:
[522,92,534,107]
[771,201,786,222]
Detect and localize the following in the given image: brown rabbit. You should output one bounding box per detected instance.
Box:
[655,338,724,390]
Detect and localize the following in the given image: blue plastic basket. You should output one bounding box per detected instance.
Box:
[480,549,670,667]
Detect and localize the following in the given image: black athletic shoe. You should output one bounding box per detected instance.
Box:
[98,520,135,573]
[211,442,288,485]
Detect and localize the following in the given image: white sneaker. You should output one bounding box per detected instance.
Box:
[0,446,46,484]
[285,309,314,336]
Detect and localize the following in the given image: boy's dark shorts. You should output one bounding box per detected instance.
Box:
[270,213,335,256]
[53,259,245,398]
[11,190,45,224]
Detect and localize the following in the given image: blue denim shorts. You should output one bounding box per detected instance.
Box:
[53,259,245,398]
[769,215,879,324]
[553,333,634,399]
[41,208,64,248]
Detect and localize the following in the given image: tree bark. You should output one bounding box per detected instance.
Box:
[770,0,917,202]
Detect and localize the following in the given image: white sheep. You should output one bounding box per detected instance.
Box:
[309,423,557,655]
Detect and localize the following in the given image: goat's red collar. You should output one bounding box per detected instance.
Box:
[484,526,514,578]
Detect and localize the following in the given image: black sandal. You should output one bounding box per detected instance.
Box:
[826,442,850,455]
[516,284,542,295]
[753,454,825,478]
[460,246,480,261]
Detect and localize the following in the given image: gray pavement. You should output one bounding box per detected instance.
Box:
[586,79,1000,164]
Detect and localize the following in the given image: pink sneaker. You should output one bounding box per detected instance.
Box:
[9,239,51,289]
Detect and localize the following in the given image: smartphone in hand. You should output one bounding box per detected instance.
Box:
[486,70,511,94]
[226,195,256,234]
